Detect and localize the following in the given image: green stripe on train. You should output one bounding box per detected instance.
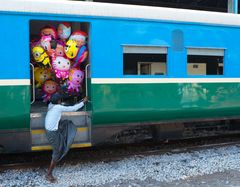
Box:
[91,82,240,125]
[0,85,30,130]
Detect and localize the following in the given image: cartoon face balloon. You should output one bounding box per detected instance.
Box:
[32,46,51,67]
[43,80,58,94]
[64,39,78,59]
[57,22,71,40]
[42,80,58,102]
[34,67,51,88]
[40,35,52,53]
[52,56,71,79]
[69,31,87,47]
[70,68,84,85]
[40,25,57,39]
[40,35,58,58]
[67,68,84,93]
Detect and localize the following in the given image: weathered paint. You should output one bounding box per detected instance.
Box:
[0,85,30,130]
[91,82,240,125]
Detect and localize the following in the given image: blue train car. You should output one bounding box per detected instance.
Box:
[0,0,240,153]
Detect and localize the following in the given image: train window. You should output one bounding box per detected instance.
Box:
[187,48,224,75]
[123,46,167,75]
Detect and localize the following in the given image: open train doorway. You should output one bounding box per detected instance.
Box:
[29,20,91,151]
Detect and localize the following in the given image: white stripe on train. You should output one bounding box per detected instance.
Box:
[0,79,30,86]
[0,78,239,86]
[91,78,240,84]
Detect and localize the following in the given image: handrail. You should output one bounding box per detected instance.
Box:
[85,63,90,97]
[30,63,35,104]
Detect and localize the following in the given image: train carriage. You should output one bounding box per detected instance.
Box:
[1,0,240,153]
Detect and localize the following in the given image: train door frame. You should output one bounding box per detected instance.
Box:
[29,20,92,151]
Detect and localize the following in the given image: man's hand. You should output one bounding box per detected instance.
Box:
[83,96,88,103]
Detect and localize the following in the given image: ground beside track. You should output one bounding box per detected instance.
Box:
[1,139,240,186]
[97,170,240,187]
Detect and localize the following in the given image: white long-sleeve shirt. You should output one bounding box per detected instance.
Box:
[45,101,84,131]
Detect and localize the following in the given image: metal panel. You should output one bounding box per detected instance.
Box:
[91,82,240,126]
[0,86,30,130]
[0,130,31,153]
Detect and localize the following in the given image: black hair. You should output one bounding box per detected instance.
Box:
[50,39,57,49]
[50,93,62,104]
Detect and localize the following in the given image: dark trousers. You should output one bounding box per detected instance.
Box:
[46,120,77,162]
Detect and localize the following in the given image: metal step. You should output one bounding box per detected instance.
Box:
[31,142,92,151]
[30,111,92,151]
[30,111,91,129]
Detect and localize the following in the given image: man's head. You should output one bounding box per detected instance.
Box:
[50,93,62,104]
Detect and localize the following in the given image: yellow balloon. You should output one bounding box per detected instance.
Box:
[34,67,51,88]
[32,46,51,67]
[64,39,78,59]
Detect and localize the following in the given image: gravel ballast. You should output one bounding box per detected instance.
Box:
[1,145,240,186]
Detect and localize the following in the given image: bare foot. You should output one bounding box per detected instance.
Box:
[46,174,56,183]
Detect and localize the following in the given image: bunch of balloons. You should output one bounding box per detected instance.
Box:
[31,23,87,102]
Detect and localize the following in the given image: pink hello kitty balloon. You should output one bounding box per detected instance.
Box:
[67,68,84,93]
[52,56,71,80]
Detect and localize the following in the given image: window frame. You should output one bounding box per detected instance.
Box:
[186,47,225,77]
[122,45,168,77]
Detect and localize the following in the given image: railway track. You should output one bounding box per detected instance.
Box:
[1,134,240,171]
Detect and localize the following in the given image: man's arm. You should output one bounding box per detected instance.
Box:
[57,97,88,112]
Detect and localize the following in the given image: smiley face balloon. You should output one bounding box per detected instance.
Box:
[64,39,78,59]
